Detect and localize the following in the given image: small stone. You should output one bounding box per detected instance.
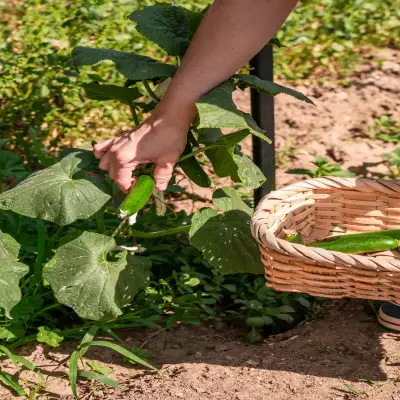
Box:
[246,359,258,367]
[195,352,203,358]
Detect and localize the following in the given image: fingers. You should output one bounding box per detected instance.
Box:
[115,164,139,193]
[154,162,174,191]
[93,139,113,159]
[98,152,111,171]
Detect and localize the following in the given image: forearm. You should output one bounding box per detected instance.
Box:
[161,0,298,115]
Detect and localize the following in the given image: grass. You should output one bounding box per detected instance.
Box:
[276,0,399,80]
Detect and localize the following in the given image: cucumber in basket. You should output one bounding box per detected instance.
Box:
[307,234,399,254]
[329,229,400,241]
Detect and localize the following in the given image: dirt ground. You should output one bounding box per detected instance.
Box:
[0,49,399,399]
[1,300,400,399]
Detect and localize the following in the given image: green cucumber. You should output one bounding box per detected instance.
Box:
[307,234,399,254]
[119,175,155,218]
[329,229,400,241]
[178,141,211,188]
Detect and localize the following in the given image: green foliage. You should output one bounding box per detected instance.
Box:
[78,370,118,389]
[1,0,398,179]
[129,5,196,56]
[235,74,315,105]
[212,187,252,216]
[44,231,151,320]
[71,46,177,80]
[201,130,266,189]
[81,83,141,104]
[369,114,400,143]
[0,151,111,226]
[37,326,64,347]
[189,204,264,275]
[276,0,399,79]
[0,233,29,319]
[86,360,113,375]
[287,156,356,178]
[195,81,269,141]
[0,2,330,397]
[178,141,212,188]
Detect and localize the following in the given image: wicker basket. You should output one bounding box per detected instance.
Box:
[251,177,400,302]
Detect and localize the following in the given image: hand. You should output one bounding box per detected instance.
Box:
[93,103,195,192]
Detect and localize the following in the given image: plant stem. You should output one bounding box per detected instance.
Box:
[143,80,160,102]
[30,303,62,320]
[130,104,140,126]
[111,218,127,239]
[130,225,191,238]
[177,144,220,163]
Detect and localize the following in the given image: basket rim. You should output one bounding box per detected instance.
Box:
[251,176,400,272]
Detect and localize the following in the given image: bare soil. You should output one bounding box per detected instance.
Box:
[1,49,399,399]
[1,300,400,399]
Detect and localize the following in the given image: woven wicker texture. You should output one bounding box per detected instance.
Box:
[251,177,400,301]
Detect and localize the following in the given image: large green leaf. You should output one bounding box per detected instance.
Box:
[0,151,111,226]
[71,47,176,80]
[189,209,264,275]
[232,150,266,189]
[44,231,151,321]
[205,131,266,189]
[128,5,205,56]
[0,233,29,319]
[129,6,191,56]
[212,187,252,216]
[81,83,141,105]
[235,74,315,105]
[195,81,270,142]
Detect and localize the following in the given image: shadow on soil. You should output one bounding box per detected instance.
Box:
[16,299,389,384]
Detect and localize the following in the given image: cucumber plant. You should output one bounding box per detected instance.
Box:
[66,3,314,275]
[0,3,315,397]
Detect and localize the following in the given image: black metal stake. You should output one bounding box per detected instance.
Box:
[250,45,275,205]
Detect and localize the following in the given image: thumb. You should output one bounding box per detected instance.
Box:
[154,161,174,191]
